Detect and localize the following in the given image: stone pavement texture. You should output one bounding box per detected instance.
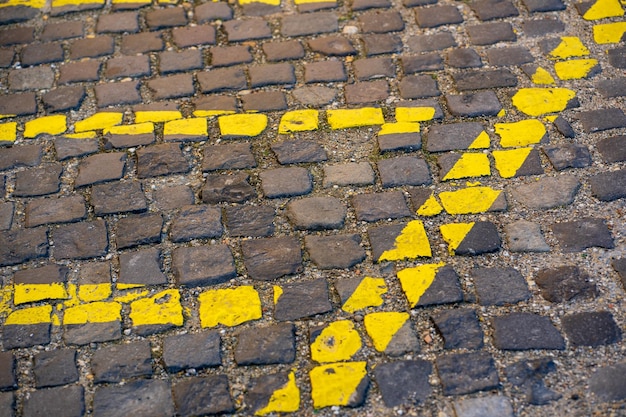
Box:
[0,0,625,414]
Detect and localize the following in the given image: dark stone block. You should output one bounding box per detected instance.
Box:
[492,313,565,350]
[235,323,295,365]
[0,92,36,116]
[210,45,253,67]
[91,182,147,215]
[535,265,598,303]
[241,91,288,112]
[172,245,236,287]
[96,11,139,33]
[42,85,85,113]
[163,331,221,372]
[426,122,485,152]
[21,42,64,66]
[53,219,108,260]
[353,191,411,222]
[0,228,48,267]
[281,12,338,37]
[105,55,150,79]
[305,234,366,269]
[197,67,247,93]
[75,152,126,187]
[22,385,84,417]
[596,78,626,98]
[577,108,626,133]
[543,144,591,170]
[399,74,439,99]
[597,136,626,163]
[401,53,443,73]
[260,167,312,198]
[153,185,194,211]
[551,218,614,252]
[0,392,12,417]
[93,380,174,417]
[562,311,621,347]
[455,222,501,256]
[170,205,222,243]
[0,144,42,170]
[362,34,402,56]
[201,173,256,204]
[590,169,626,202]
[263,40,305,62]
[287,197,345,231]
[147,74,195,100]
[118,248,167,286]
[146,7,187,29]
[415,5,463,28]
[431,308,484,350]
[159,50,203,74]
[522,0,565,12]
[608,46,626,69]
[136,143,189,178]
[445,91,502,117]
[447,48,482,68]
[407,31,456,52]
[416,265,463,307]
[14,164,62,197]
[590,362,626,402]
[304,60,347,83]
[453,69,517,91]
[59,61,100,84]
[0,352,16,391]
[359,10,404,33]
[2,324,51,350]
[172,25,216,48]
[223,18,272,42]
[172,376,233,416]
[471,0,518,20]
[0,27,35,46]
[378,132,422,152]
[242,236,302,281]
[117,213,162,249]
[247,372,295,414]
[309,36,356,56]
[345,80,389,104]
[70,35,114,59]
[63,322,121,345]
[521,18,565,37]
[92,340,152,383]
[249,63,296,88]
[486,47,534,66]
[374,360,432,407]
[33,349,78,388]
[436,352,499,395]
[274,279,332,321]
[471,267,530,306]
[225,205,274,237]
[506,358,561,405]
[271,140,327,164]
[378,156,431,187]
[195,2,233,22]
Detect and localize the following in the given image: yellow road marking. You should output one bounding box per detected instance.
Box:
[198,286,262,328]
[341,277,387,313]
[397,262,445,307]
[379,220,432,261]
[256,372,300,415]
[310,320,362,363]
[363,311,409,352]
[310,362,368,408]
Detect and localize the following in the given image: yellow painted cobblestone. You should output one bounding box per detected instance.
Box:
[341,277,388,313]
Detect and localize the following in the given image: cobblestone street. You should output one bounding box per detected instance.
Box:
[0,0,625,415]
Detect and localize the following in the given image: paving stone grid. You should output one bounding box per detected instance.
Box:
[0,0,625,415]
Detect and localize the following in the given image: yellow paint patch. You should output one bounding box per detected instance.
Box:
[310,320,361,363]
[117,283,145,290]
[395,107,436,122]
[63,302,122,324]
[439,187,502,215]
[5,305,52,325]
[134,111,182,123]
[531,67,556,85]
[296,0,335,3]
[0,122,17,142]
[341,277,387,313]
[0,287,13,319]
[442,153,491,181]
[0,0,45,9]
[440,222,475,255]
[114,289,150,303]
[164,118,207,137]
[593,22,626,43]
[256,371,300,415]
[239,0,280,5]
[13,284,68,305]
[64,132,97,139]
[104,122,154,135]
[129,289,183,327]
[554,59,599,80]
[417,194,443,216]
[219,114,268,137]
[273,285,283,305]
[363,311,409,352]
[511,88,577,117]
[75,113,123,133]
[192,109,235,118]
[310,362,368,409]
[497,109,506,117]
[78,284,111,303]
[582,0,624,20]
[468,131,490,149]
[279,110,319,134]
[326,108,385,129]
[198,286,262,328]
[24,115,67,138]
[52,0,104,6]
[492,147,533,178]
[495,119,546,148]
[397,262,445,307]
[548,37,590,59]
[378,122,420,135]
[379,220,432,261]
[544,115,559,122]
[111,0,151,4]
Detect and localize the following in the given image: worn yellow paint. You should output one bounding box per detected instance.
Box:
[511,88,576,117]
[219,114,268,137]
[310,362,368,408]
[129,289,183,327]
[497,109,506,117]
[0,287,13,319]
[379,220,432,261]
[439,187,502,215]
[111,0,151,5]
[239,0,280,5]
[279,110,319,134]
[341,277,387,313]
[582,0,624,20]
[397,262,445,307]
[0,0,45,8]
[442,153,491,181]
[363,311,409,352]
[104,122,154,135]
[78,284,111,303]
[492,147,533,178]
[531,67,556,85]
[544,115,558,122]
[468,131,490,149]
[327,108,385,129]
[554,59,599,80]
[395,107,436,122]
[495,119,546,148]
[62,284,79,309]
[593,22,626,43]
[296,0,335,3]
[198,286,262,328]
[114,289,150,303]
[5,305,52,325]
[0,122,17,142]
[417,194,443,216]
[24,115,67,138]
[273,285,283,305]
[440,223,474,255]
[548,37,590,59]
[134,111,182,123]
[378,122,420,135]
[64,132,97,139]
[52,0,104,6]
[310,320,361,363]
[13,284,68,305]
[193,109,235,117]
[63,302,122,324]
[117,283,145,290]
[74,113,123,133]
[164,118,208,137]
[256,371,300,415]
